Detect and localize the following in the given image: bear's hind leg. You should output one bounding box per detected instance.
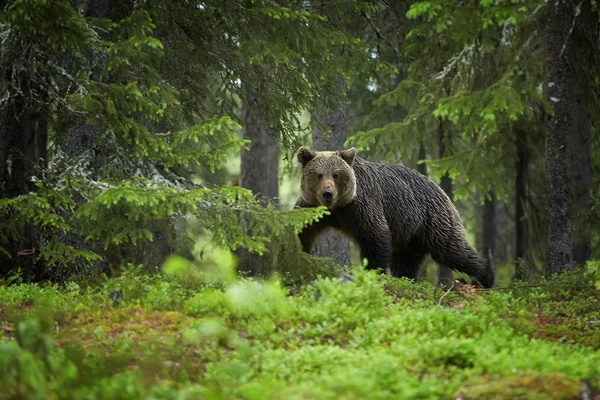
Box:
[390,247,427,281]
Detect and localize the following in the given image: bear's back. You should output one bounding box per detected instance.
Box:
[349,157,452,246]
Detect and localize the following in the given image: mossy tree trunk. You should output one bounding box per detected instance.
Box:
[311,76,351,267]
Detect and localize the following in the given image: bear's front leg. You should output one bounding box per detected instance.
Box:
[298,218,332,254]
[354,224,393,272]
[359,241,392,272]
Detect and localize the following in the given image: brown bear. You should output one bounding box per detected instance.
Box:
[295,147,495,288]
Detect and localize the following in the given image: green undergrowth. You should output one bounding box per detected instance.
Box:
[0,266,599,399]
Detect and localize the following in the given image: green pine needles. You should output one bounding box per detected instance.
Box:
[0,0,355,281]
[348,0,547,200]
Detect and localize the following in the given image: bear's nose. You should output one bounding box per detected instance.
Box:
[322,190,333,202]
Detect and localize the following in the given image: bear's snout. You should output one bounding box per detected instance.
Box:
[322,190,333,203]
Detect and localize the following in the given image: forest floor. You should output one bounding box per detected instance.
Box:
[0,265,599,399]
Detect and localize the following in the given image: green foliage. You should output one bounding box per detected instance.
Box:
[0,0,396,280]
[1,0,357,279]
[0,270,599,399]
[0,180,102,267]
[347,0,546,200]
[585,259,600,290]
[1,174,330,276]
[147,0,393,151]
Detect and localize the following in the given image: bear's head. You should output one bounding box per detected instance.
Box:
[297,147,357,210]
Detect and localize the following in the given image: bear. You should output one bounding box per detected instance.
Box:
[294,146,495,288]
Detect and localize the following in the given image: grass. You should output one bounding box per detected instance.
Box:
[0,265,599,399]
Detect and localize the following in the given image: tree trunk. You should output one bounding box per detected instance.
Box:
[87,0,117,18]
[514,130,529,281]
[237,83,280,276]
[482,187,497,286]
[0,93,50,281]
[571,105,591,268]
[312,76,351,267]
[417,140,427,176]
[24,113,48,189]
[437,122,454,287]
[544,0,576,276]
[53,0,118,278]
[240,87,279,204]
[570,0,595,268]
[59,0,162,278]
[0,99,31,277]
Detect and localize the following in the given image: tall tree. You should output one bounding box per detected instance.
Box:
[312,77,351,267]
[437,122,454,287]
[0,94,33,276]
[240,85,280,205]
[0,0,58,278]
[544,0,576,276]
[514,129,530,280]
[57,0,117,277]
[416,141,427,176]
[237,83,280,276]
[570,0,594,267]
[482,187,497,286]
[571,106,591,266]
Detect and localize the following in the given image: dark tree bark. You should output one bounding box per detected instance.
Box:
[482,187,497,286]
[87,0,118,19]
[240,87,279,204]
[0,105,30,199]
[0,0,51,280]
[237,83,280,276]
[514,130,529,281]
[544,0,576,276]
[0,63,49,280]
[570,0,597,268]
[437,122,454,287]
[416,140,427,176]
[312,76,351,267]
[569,0,593,267]
[0,99,31,277]
[571,106,591,267]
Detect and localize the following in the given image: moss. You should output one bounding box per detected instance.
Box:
[455,372,584,400]
[54,307,194,349]
[1,270,599,399]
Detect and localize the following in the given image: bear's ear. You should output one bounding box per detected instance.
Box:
[297,147,316,166]
[337,147,356,166]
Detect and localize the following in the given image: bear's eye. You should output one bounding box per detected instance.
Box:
[333,173,339,179]
[317,173,323,180]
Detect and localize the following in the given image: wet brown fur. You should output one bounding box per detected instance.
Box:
[295,147,495,288]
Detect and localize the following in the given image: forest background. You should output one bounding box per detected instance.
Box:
[1,1,600,398]
[2,0,598,287]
